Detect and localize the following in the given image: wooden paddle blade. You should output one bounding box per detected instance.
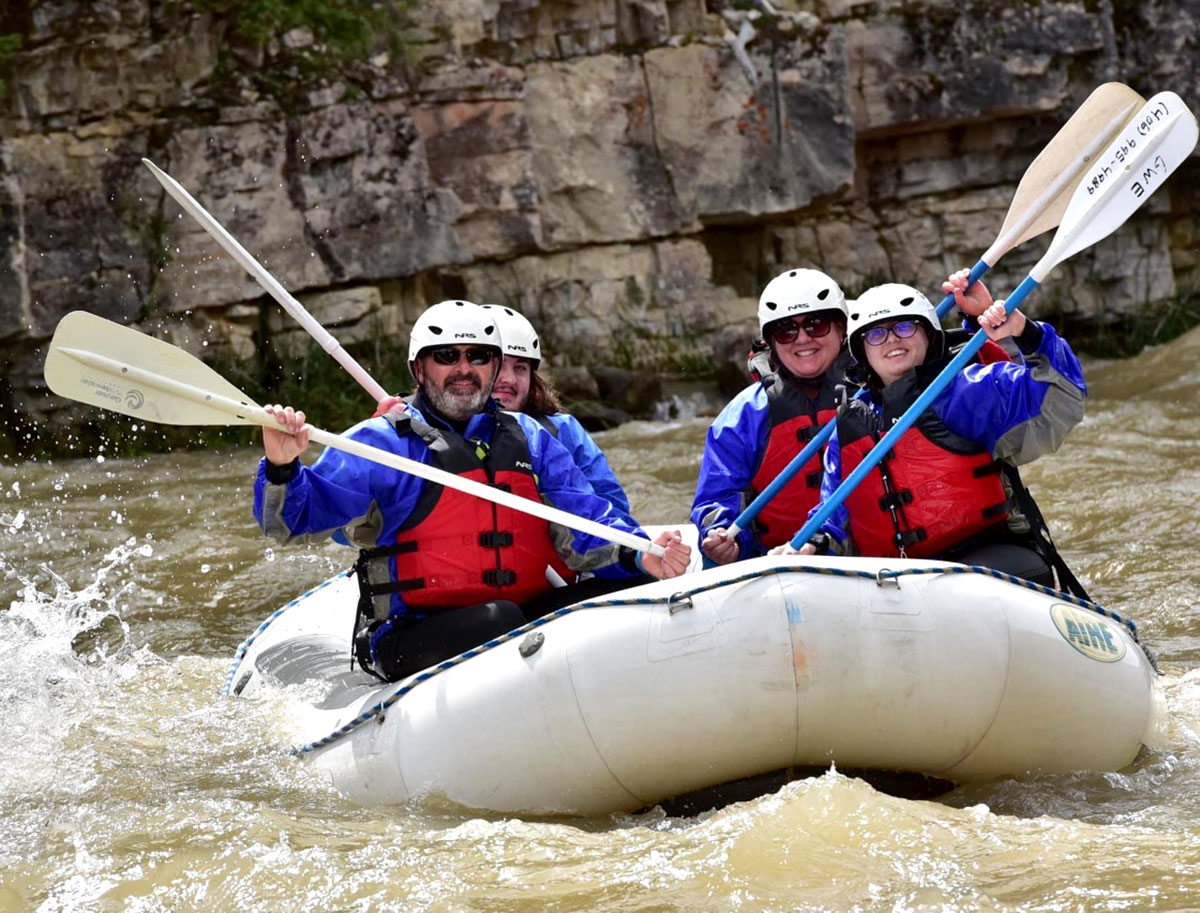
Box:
[1037,91,1199,278]
[44,310,261,426]
[989,83,1144,261]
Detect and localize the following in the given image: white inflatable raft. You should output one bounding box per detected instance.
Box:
[224,551,1161,816]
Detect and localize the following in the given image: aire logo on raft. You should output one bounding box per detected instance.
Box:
[1050,604,1126,663]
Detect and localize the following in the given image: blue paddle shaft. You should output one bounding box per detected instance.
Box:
[727,256,992,539]
[727,421,835,538]
[787,273,1041,549]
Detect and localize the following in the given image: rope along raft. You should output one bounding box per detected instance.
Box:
[221,563,1154,758]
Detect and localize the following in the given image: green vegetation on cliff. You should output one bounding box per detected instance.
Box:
[191,0,415,105]
[0,33,21,99]
[195,0,402,58]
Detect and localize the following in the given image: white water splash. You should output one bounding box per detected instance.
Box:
[6,508,25,533]
[0,538,164,805]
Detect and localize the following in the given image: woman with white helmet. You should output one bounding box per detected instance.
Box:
[691,268,854,564]
[785,272,1087,584]
[481,304,636,525]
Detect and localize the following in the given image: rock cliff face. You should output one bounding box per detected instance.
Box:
[0,0,1197,451]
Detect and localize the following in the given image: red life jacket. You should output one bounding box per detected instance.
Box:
[978,339,1012,365]
[945,326,1013,366]
[358,410,573,614]
[747,364,846,547]
[836,371,1009,559]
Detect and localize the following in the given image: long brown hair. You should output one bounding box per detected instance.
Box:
[525,369,564,415]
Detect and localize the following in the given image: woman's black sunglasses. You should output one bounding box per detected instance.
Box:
[428,346,498,366]
[770,314,835,344]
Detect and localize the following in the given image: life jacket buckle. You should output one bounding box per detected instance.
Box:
[878,490,913,510]
[479,531,514,548]
[483,568,517,586]
[796,425,819,443]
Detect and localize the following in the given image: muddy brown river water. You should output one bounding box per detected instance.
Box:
[3,327,1200,911]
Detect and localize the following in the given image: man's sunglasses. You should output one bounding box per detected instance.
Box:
[769,314,835,344]
[428,346,498,366]
[862,319,920,347]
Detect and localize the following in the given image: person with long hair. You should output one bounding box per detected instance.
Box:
[481,304,635,525]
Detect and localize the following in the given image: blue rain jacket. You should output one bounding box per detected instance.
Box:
[254,398,646,617]
[541,412,635,525]
[690,382,777,560]
[811,321,1087,547]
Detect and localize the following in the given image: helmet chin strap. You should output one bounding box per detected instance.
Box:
[766,345,793,382]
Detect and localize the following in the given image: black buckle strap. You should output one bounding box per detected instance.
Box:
[796,425,821,443]
[483,569,517,586]
[479,531,514,548]
[973,460,1003,478]
[361,577,425,596]
[358,541,418,561]
[896,529,926,548]
[878,489,913,511]
[805,470,823,488]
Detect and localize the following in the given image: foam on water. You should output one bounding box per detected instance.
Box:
[0,538,165,804]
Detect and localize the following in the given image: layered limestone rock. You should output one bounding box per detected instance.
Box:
[0,0,1197,450]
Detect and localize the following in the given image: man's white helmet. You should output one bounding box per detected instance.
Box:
[847,283,943,366]
[407,299,501,363]
[757,268,848,337]
[480,304,541,369]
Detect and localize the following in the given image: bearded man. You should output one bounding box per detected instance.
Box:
[255,299,689,682]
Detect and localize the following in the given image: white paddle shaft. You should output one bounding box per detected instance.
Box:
[54,345,665,558]
[142,158,390,404]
